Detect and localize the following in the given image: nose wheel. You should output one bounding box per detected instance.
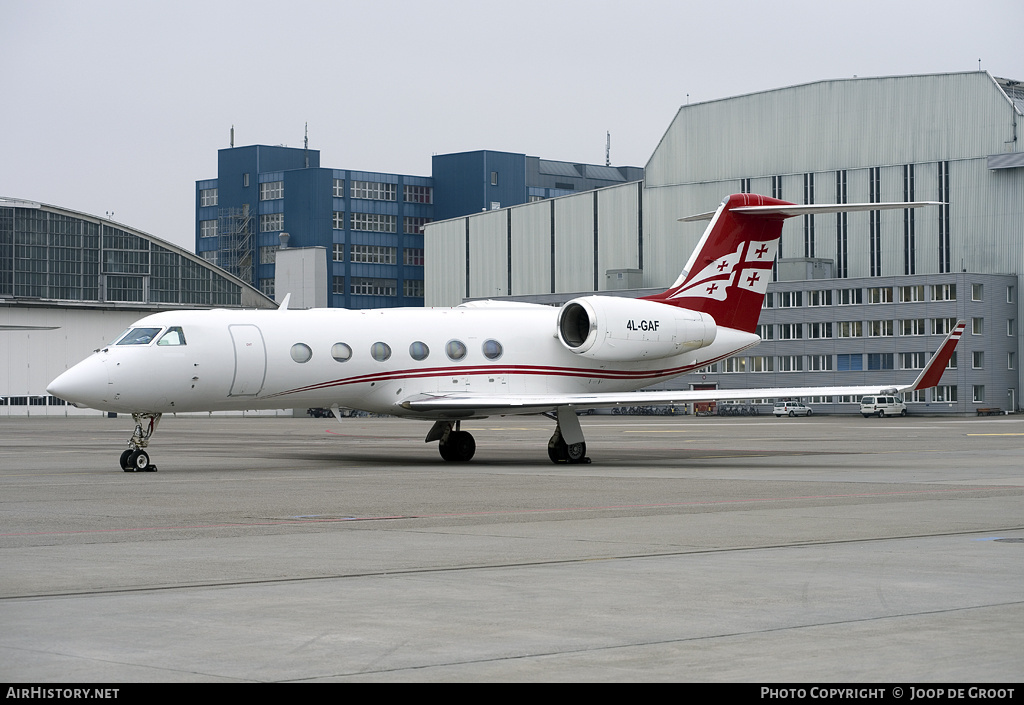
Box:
[120,413,160,472]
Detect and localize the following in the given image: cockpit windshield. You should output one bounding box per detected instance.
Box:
[116,327,162,346]
[156,327,187,346]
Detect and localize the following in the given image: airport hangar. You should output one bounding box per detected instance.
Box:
[0,198,276,416]
[424,71,1024,415]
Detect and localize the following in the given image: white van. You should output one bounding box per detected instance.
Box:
[860,395,907,418]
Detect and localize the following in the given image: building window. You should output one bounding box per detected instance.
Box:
[972,283,983,301]
[403,248,424,266]
[778,291,802,308]
[260,213,284,232]
[333,179,345,198]
[490,171,498,186]
[403,185,433,204]
[404,216,432,235]
[837,354,862,371]
[867,287,893,304]
[808,290,832,307]
[260,181,284,201]
[333,211,345,230]
[1008,286,1015,304]
[350,277,397,297]
[933,283,956,301]
[900,319,926,336]
[933,318,958,335]
[200,220,218,238]
[1009,352,1016,370]
[973,385,985,403]
[259,278,274,297]
[900,352,928,370]
[1009,319,1016,337]
[934,385,957,403]
[350,213,396,233]
[838,288,861,305]
[243,173,249,187]
[778,323,803,340]
[757,324,773,340]
[809,355,832,371]
[350,245,397,264]
[748,356,770,372]
[351,181,396,201]
[869,320,893,337]
[332,276,345,295]
[868,353,894,370]
[762,292,774,309]
[259,245,278,264]
[838,321,862,338]
[333,244,344,262]
[724,357,747,373]
[200,188,218,207]
[808,322,832,339]
[777,356,803,371]
[899,285,924,303]
[972,351,984,369]
[973,318,984,335]
[403,279,424,298]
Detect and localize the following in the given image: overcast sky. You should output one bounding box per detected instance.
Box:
[2,0,1021,251]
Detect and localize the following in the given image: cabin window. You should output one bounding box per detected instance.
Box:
[157,327,186,346]
[117,327,162,345]
[370,342,392,362]
[331,343,352,362]
[290,343,312,363]
[482,339,503,360]
[409,341,430,361]
[445,340,467,361]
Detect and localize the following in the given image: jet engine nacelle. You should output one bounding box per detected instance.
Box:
[556,296,717,361]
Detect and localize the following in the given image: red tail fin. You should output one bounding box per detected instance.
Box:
[642,194,794,334]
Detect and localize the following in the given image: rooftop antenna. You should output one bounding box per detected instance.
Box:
[304,122,309,168]
[978,58,982,71]
[230,125,234,148]
[605,131,611,167]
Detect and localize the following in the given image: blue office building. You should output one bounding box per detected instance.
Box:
[197,145,642,308]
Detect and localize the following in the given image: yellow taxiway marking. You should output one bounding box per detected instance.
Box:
[967,433,1024,437]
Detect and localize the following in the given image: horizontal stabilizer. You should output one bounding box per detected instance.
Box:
[680,201,944,222]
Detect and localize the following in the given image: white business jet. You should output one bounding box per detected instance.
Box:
[48,194,964,471]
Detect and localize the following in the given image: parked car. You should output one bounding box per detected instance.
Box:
[860,395,907,418]
[774,401,812,417]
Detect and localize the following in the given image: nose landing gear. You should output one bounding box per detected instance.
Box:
[120,413,161,472]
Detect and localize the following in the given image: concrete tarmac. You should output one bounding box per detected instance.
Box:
[1,413,1022,682]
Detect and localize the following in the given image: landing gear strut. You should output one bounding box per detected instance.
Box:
[546,406,590,464]
[120,412,161,472]
[428,420,476,462]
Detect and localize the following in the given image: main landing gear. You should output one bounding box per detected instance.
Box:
[426,406,590,465]
[426,420,477,462]
[119,412,161,472]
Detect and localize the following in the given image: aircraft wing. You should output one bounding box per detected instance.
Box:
[399,321,965,415]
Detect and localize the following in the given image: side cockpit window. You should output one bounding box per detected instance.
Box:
[116,327,162,346]
[157,326,187,346]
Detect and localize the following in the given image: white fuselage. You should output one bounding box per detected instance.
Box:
[49,304,759,418]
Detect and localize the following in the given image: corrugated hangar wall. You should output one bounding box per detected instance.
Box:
[428,72,1023,307]
[426,182,643,303]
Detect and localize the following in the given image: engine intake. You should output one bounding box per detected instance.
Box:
[556,296,716,361]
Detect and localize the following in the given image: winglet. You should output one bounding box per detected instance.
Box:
[278,293,291,311]
[902,320,966,392]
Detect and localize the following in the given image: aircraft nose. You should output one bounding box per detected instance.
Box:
[47,356,108,408]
